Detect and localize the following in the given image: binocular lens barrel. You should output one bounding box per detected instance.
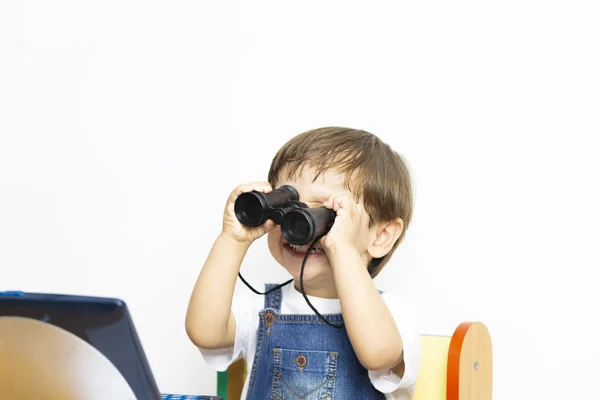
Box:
[282,207,336,246]
[234,185,299,227]
[234,193,268,227]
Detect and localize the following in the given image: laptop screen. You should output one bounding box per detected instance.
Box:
[0,292,162,400]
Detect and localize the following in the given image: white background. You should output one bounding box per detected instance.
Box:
[1,1,599,398]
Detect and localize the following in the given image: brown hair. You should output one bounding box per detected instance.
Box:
[268,127,413,277]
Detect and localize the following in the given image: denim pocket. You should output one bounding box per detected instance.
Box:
[271,348,338,400]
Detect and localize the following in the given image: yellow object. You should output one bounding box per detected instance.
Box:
[413,335,452,400]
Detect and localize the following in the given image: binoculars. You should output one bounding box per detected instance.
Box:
[234,185,336,246]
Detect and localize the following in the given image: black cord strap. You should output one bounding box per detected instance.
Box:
[237,273,293,295]
[299,234,344,329]
[237,236,344,329]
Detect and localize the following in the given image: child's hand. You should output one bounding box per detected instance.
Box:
[222,182,276,246]
[320,193,368,253]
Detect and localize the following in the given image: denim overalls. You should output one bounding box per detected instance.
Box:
[245,284,386,399]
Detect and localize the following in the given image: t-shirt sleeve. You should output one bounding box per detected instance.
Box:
[196,289,254,372]
[368,292,421,399]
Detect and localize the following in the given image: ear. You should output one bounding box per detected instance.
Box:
[367,218,404,259]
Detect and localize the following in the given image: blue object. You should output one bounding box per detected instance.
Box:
[245,284,385,399]
[0,291,25,296]
[0,291,220,400]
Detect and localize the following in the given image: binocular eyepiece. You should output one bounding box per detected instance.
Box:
[234,185,336,246]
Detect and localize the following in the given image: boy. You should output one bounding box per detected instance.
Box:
[186,127,420,399]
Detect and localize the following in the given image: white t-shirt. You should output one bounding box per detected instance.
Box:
[198,283,420,400]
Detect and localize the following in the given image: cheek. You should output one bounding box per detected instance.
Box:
[358,224,377,251]
[267,228,284,265]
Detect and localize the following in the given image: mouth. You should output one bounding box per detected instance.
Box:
[284,242,324,255]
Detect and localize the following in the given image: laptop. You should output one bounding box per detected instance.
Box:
[0,291,163,400]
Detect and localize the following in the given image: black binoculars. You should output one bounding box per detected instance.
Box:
[234,185,336,246]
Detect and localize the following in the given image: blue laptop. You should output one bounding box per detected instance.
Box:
[0,291,220,400]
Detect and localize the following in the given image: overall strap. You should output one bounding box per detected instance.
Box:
[264,283,283,312]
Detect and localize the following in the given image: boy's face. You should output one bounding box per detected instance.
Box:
[267,167,376,294]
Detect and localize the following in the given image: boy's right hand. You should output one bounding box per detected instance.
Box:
[222,182,276,246]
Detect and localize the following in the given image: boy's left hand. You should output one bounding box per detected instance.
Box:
[320,193,369,254]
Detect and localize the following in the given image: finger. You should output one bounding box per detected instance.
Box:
[318,235,328,249]
[261,219,277,233]
[324,193,351,210]
[332,194,356,213]
[323,193,336,209]
[229,182,271,203]
[254,182,273,193]
[236,181,272,195]
[333,208,350,220]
